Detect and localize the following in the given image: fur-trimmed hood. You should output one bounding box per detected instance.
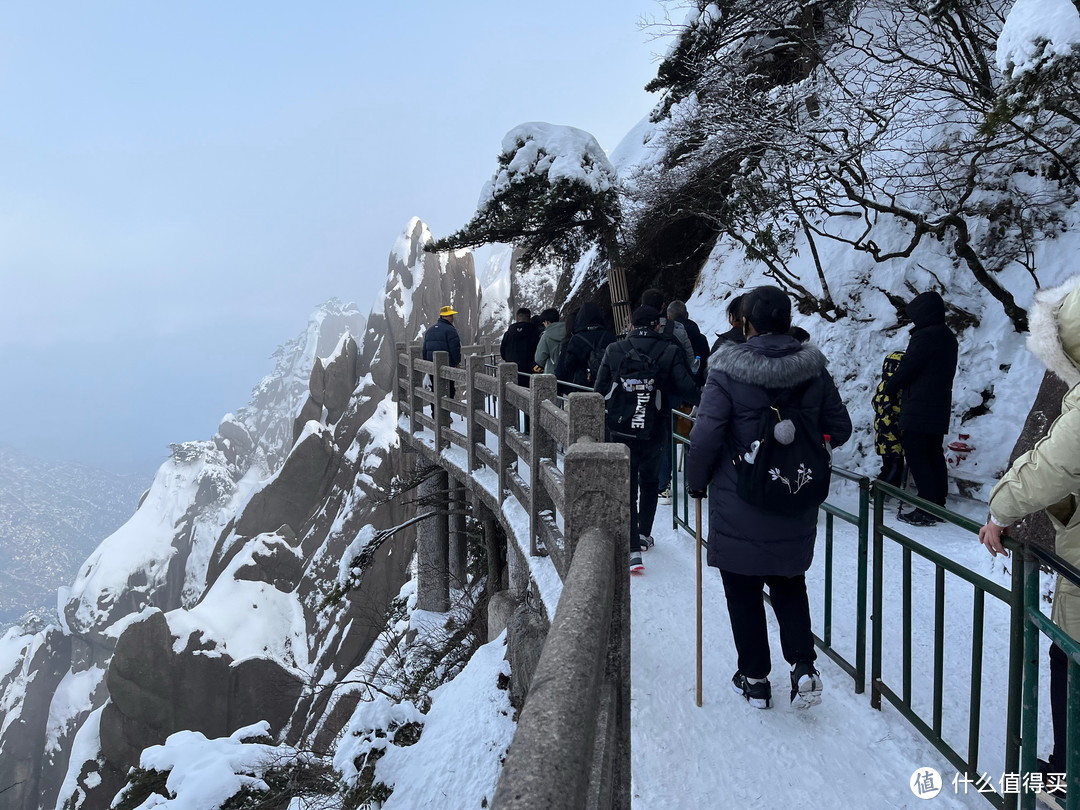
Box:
[709,334,828,388]
[1027,276,1080,387]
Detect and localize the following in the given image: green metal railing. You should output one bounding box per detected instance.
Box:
[670,409,868,692]
[1016,541,1080,810]
[666,410,1079,809]
[871,481,1018,809]
[817,466,870,693]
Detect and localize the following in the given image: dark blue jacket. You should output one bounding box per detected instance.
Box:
[422,317,461,367]
[686,335,851,577]
[500,321,541,375]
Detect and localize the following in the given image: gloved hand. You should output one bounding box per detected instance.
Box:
[688,488,707,500]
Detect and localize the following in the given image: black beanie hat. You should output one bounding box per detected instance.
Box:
[742,286,792,334]
[631,305,661,327]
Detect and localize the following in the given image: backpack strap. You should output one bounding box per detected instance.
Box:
[633,336,667,366]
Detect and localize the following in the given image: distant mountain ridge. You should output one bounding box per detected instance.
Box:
[0,444,147,628]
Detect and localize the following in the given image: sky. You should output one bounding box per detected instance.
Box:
[0,1,668,476]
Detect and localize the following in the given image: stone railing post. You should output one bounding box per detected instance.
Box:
[563,440,631,810]
[528,374,558,557]
[450,478,468,588]
[566,391,606,444]
[409,343,423,435]
[466,353,484,472]
[564,442,630,582]
[394,341,406,408]
[432,350,448,450]
[496,362,516,503]
[417,468,450,613]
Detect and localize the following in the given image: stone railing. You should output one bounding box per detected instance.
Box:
[395,342,631,810]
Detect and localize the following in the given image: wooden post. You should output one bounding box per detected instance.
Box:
[528,374,558,557]
[497,361,516,503]
[609,265,632,337]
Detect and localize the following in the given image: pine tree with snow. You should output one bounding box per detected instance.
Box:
[429,122,632,327]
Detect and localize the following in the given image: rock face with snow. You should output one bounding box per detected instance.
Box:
[362,217,483,393]
[0,220,490,810]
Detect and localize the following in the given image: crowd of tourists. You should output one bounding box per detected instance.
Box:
[422,279,1078,805]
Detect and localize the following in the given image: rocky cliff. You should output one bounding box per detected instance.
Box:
[0,218,489,810]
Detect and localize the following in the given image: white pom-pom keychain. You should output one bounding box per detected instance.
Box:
[773,419,796,445]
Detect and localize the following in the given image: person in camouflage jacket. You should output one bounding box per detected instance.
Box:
[873,350,906,487]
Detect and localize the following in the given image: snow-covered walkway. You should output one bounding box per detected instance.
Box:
[630,503,997,809]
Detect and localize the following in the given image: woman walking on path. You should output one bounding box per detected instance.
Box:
[686,286,851,709]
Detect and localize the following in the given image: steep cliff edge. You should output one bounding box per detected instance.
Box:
[0,218,487,810]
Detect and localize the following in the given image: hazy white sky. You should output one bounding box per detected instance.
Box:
[0,1,669,475]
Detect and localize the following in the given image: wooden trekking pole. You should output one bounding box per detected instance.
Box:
[695,496,703,707]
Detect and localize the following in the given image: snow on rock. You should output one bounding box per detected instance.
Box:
[53,705,104,810]
[0,268,454,809]
[997,0,1080,78]
[362,217,484,393]
[44,665,104,755]
[164,536,307,669]
[474,243,513,332]
[332,635,515,810]
[63,456,203,632]
[110,721,311,810]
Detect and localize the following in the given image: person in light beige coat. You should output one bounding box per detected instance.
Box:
[979,276,1080,786]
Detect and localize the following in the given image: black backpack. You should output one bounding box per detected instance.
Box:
[573,331,607,386]
[734,379,832,516]
[604,342,664,441]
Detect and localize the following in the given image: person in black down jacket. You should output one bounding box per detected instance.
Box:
[711,294,747,354]
[422,306,462,416]
[882,291,958,527]
[595,306,701,573]
[500,308,541,381]
[556,301,615,388]
[686,285,852,711]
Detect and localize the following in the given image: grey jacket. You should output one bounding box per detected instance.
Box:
[535,321,567,374]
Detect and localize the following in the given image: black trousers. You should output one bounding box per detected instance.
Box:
[1050,642,1067,770]
[902,430,947,506]
[719,569,816,680]
[626,437,663,551]
[877,454,907,488]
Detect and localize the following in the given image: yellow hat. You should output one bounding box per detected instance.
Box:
[440,306,458,316]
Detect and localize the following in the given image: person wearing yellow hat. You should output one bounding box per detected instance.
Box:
[423,305,462,417]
